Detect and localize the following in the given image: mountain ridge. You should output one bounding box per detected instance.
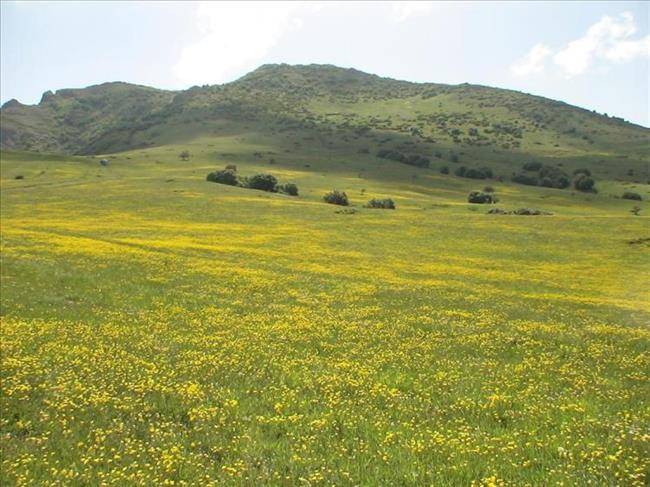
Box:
[1,63,648,162]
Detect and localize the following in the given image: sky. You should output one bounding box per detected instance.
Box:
[1,1,648,126]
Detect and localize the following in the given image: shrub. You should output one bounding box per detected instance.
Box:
[522,161,542,171]
[206,169,238,186]
[323,190,349,206]
[483,185,494,193]
[377,150,429,167]
[179,150,190,161]
[539,177,554,188]
[622,191,642,201]
[14,175,24,180]
[247,173,278,192]
[479,166,494,178]
[464,168,485,179]
[539,165,570,189]
[573,168,591,176]
[513,208,552,215]
[450,153,459,163]
[366,198,395,209]
[510,172,539,187]
[404,154,430,168]
[573,174,595,191]
[376,149,405,162]
[440,166,449,174]
[278,183,299,196]
[225,164,237,171]
[468,191,495,204]
[456,166,493,179]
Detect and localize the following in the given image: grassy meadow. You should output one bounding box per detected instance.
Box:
[1,129,649,486]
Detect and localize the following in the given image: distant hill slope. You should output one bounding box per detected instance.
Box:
[1,64,648,168]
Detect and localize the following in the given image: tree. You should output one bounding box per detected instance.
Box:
[573,174,595,192]
[179,150,190,161]
[246,173,278,192]
[323,190,349,206]
[206,169,238,186]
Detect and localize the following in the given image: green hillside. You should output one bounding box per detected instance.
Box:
[1,64,649,485]
[2,64,648,180]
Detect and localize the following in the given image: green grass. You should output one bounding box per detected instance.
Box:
[1,128,649,485]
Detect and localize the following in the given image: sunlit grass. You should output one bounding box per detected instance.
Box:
[1,143,649,485]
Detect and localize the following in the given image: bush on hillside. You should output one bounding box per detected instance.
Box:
[278,182,299,196]
[539,165,570,189]
[377,149,404,162]
[513,208,552,215]
[573,168,591,176]
[468,191,496,204]
[455,166,493,179]
[225,164,237,171]
[522,161,542,171]
[622,191,642,201]
[365,198,396,209]
[206,169,239,186]
[247,173,278,192]
[377,149,429,168]
[440,166,449,174]
[179,150,191,161]
[323,190,349,206]
[573,174,595,192]
[483,185,495,193]
[404,154,430,168]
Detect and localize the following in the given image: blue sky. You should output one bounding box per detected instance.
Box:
[1,1,648,126]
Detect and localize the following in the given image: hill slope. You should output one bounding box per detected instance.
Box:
[1,132,649,484]
[2,65,650,486]
[2,65,648,174]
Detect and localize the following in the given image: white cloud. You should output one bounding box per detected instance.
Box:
[390,1,434,22]
[511,43,552,77]
[512,11,649,79]
[173,1,310,85]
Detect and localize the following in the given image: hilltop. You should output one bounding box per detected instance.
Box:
[1,65,648,178]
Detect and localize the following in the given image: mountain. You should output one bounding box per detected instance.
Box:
[1,64,648,172]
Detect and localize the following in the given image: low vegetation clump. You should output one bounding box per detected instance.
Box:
[179,150,191,161]
[511,172,539,186]
[455,166,493,179]
[513,208,553,215]
[323,190,349,206]
[439,166,449,174]
[206,167,298,195]
[246,173,278,192]
[512,163,570,189]
[376,149,430,168]
[278,183,299,196]
[365,198,396,209]
[573,174,596,192]
[622,191,642,201]
[522,161,542,171]
[488,208,553,215]
[468,191,496,204]
[206,168,238,186]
